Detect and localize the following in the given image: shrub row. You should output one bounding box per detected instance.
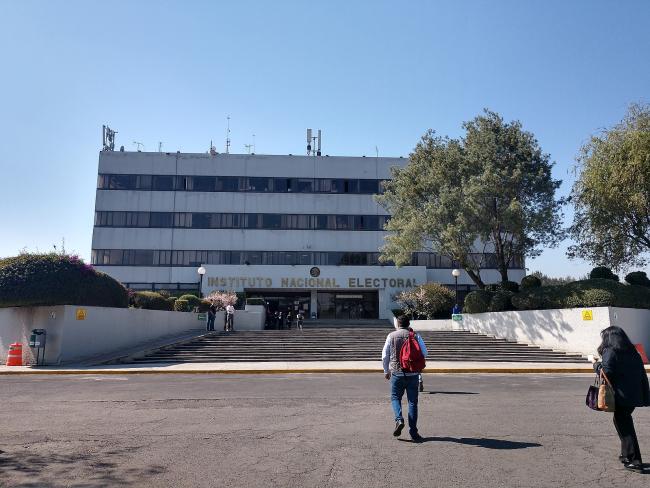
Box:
[0,253,128,308]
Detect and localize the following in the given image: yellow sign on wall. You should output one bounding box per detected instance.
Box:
[581,309,593,321]
[76,308,87,320]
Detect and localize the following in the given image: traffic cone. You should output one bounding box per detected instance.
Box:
[6,342,23,366]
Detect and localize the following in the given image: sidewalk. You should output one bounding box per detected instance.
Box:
[0,360,613,375]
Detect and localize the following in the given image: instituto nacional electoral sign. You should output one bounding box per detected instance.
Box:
[202,265,428,293]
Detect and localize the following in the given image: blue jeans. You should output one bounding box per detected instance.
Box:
[390,373,419,436]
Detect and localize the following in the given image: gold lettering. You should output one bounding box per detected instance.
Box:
[265,278,272,287]
[316,278,324,287]
[389,279,397,287]
[296,278,304,287]
[208,277,218,287]
[349,278,356,288]
[289,278,297,287]
[364,278,372,288]
[334,278,340,288]
[308,278,316,287]
[325,278,332,288]
[281,278,289,287]
[382,278,388,288]
[405,279,412,288]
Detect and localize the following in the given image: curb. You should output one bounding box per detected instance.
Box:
[0,367,598,375]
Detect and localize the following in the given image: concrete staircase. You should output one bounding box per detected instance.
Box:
[122,327,588,364]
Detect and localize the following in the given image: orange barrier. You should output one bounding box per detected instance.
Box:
[6,342,23,366]
[635,344,649,365]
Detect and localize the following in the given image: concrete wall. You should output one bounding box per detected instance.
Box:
[0,306,203,365]
[408,307,650,357]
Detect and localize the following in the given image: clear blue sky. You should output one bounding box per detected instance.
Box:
[1,0,649,278]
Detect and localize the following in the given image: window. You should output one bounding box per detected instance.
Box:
[176,176,193,191]
[193,176,216,192]
[216,176,238,191]
[191,213,211,229]
[106,175,136,190]
[262,214,281,229]
[136,175,152,190]
[153,175,174,190]
[359,179,379,194]
[174,213,192,228]
[150,212,173,227]
[248,177,272,192]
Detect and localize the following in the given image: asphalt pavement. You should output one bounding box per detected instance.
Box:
[1,374,649,487]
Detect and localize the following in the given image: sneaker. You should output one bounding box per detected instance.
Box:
[393,420,405,437]
[411,433,424,443]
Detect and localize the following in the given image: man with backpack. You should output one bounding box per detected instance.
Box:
[382,315,428,442]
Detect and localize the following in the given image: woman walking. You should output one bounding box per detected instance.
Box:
[593,326,650,472]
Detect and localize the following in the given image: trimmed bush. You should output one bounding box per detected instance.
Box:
[173,299,190,312]
[0,253,128,308]
[565,289,616,308]
[167,296,177,309]
[394,282,455,319]
[489,290,515,312]
[198,299,211,312]
[178,294,201,311]
[589,266,619,282]
[625,271,650,288]
[133,291,171,310]
[463,290,493,314]
[246,298,266,306]
[520,275,542,290]
[485,281,520,293]
[158,290,171,299]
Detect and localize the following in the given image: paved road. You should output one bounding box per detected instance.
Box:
[0,374,648,487]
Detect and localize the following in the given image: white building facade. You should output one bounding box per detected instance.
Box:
[91,151,525,319]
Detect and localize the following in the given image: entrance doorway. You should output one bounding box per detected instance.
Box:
[317,291,378,319]
[246,291,310,317]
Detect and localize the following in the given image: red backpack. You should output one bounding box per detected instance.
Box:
[399,329,426,373]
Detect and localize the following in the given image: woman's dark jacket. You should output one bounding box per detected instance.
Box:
[594,348,650,407]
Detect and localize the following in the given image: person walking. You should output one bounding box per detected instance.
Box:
[382,315,428,442]
[593,326,650,472]
[225,303,235,331]
[207,304,216,332]
[296,311,304,331]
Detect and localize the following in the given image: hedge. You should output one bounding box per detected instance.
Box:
[589,266,619,282]
[489,290,515,312]
[485,281,520,293]
[0,253,128,308]
[625,271,650,288]
[133,291,171,310]
[463,290,493,314]
[173,299,190,312]
[512,278,650,311]
[178,294,201,311]
[520,275,542,290]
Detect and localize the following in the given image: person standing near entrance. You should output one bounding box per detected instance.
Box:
[225,304,235,331]
[382,315,427,442]
[593,326,649,472]
[207,304,216,332]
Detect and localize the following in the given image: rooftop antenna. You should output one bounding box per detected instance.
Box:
[375,146,379,158]
[102,125,117,151]
[307,129,312,155]
[133,141,144,152]
[252,133,256,154]
[225,115,231,154]
[209,139,217,156]
[306,128,322,156]
[158,142,164,152]
[244,143,253,154]
[317,129,322,156]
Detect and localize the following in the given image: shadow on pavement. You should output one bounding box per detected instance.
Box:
[0,448,166,487]
[426,391,479,395]
[399,436,542,449]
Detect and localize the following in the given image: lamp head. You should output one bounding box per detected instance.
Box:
[197,266,206,275]
[451,268,461,278]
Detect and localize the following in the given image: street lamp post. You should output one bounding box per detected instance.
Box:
[451,268,461,307]
[197,266,206,298]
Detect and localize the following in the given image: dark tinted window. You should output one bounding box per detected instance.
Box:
[217,176,238,191]
[153,175,174,190]
[107,175,136,189]
[248,177,272,192]
[359,179,378,194]
[150,212,173,227]
[193,176,216,192]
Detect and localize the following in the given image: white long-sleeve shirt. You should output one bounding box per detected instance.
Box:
[382,331,428,375]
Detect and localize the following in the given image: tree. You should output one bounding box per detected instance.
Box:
[462,110,565,281]
[376,131,488,288]
[568,103,650,270]
[377,110,565,286]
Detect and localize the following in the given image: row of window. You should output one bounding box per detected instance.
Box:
[94,211,389,231]
[98,174,386,194]
[91,249,524,269]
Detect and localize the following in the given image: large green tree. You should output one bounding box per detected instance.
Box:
[377,110,564,286]
[568,103,650,269]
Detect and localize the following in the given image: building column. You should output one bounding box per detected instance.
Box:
[310,289,318,319]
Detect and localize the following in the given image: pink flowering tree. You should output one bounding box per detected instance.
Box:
[205,291,237,311]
